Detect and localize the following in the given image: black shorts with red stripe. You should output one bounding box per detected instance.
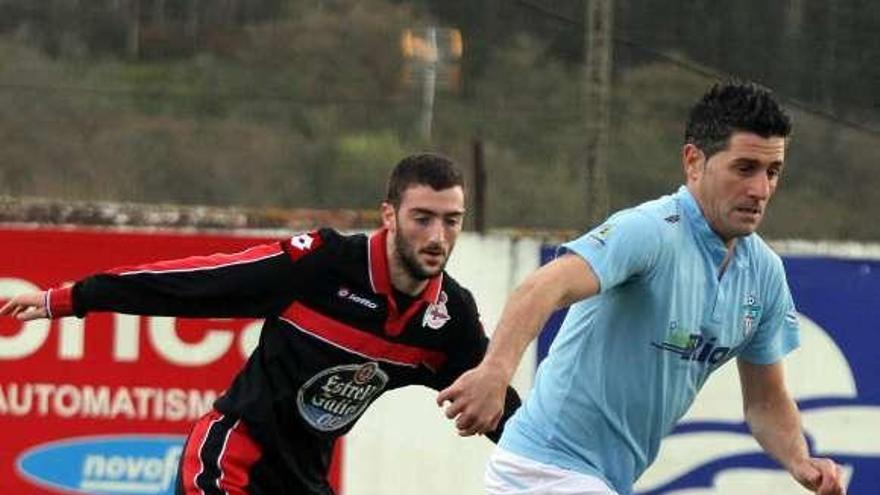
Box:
[178,411,258,495]
[177,410,337,495]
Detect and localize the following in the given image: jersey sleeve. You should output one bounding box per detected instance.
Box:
[739,257,801,364]
[428,288,521,443]
[561,209,663,293]
[47,230,327,319]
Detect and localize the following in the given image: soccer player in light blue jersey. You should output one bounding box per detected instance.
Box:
[438,82,845,495]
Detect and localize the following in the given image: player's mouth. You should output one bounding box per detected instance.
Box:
[420,248,446,265]
[734,206,762,220]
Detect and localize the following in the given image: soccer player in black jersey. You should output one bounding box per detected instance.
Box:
[1,153,521,494]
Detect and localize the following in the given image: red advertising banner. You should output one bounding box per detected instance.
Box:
[0,227,342,494]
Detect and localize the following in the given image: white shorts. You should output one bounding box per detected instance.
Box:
[485,446,619,495]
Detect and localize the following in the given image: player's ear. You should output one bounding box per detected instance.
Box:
[682,144,703,182]
[381,202,396,231]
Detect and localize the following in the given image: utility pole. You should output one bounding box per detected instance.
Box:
[127,0,141,59]
[785,0,804,39]
[584,0,613,226]
[401,28,462,142]
[472,138,486,234]
[419,27,438,141]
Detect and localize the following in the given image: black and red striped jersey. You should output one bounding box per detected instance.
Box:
[47,227,520,494]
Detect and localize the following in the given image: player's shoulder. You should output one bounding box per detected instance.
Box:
[565,196,677,264]
[439,272,478,312]
[600,193,680,242]
[633,192,685,230]
[434,274,482,337]
[281,227,351,262]
[742,233,786,275]
[439,272,471,300]
[739,234,793,308]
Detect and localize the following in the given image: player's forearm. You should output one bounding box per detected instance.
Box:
[482,275,562,381]
[745,394,810,471]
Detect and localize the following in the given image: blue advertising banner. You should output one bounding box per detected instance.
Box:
[537,247,880,494]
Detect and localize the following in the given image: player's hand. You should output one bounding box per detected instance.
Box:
[0,292,49,321]
[790,457,845,494]
[436,362,508,437]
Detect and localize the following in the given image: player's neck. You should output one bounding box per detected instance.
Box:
[389,264,428,296]
[718,241,737,278]
[386,238,429,296]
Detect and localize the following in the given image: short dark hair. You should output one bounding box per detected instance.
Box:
[385,153,464,208]
[685,81,793,158]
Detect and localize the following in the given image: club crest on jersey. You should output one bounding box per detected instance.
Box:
[423,291,450,330]
[741,294,762,337]
[353,361,380,383]
[296,362,388,432]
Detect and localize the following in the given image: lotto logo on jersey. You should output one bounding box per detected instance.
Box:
[285,231,322,261]
[337,286,379,310]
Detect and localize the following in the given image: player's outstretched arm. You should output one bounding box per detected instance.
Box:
[7,234,323,320]
[0,291,48,321]
[737,359,845,494]
[437,254,599,436]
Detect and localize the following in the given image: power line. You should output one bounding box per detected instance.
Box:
[516,0,578,24]
[514,0,880,139]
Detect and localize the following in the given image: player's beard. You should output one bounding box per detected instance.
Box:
[393,226,447,281]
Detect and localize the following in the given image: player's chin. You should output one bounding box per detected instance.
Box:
[729,219,761,237]
[420,255,447,272]
[415,262,444,279]
[422,265,444,278]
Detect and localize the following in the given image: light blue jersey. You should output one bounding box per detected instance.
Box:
[500,186,800,494]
